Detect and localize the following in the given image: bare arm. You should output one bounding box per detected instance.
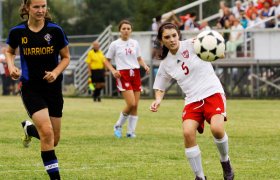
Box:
[43,46,70,83]
[138,57,150,74]
[150,89,165,112]
[5,46,20,80]
[87,64,92,76]
[103,58,121,78]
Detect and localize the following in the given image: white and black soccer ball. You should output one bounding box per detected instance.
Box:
[194,30,225,62]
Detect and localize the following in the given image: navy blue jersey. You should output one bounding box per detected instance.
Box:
[6,20,69,84]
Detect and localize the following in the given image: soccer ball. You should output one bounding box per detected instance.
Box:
[194,30,225,62]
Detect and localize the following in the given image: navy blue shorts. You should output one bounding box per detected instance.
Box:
[20,81,64,118]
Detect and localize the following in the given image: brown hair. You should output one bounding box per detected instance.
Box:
[157,22,181,60]
[118,20,132,31]
[19,0,52,21]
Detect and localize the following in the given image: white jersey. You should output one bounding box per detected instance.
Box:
[153,39,224,105]
[106,38,141,70]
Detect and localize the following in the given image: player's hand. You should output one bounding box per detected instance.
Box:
[8,65,20,80]
[112,70,121,79]
[43,71,58,83]
[144,65,150,75]
[150,100,160,112]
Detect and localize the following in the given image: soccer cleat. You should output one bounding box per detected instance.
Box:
[221,159,234,180]
[126,133,136,138]
[21,120,33,148]
[195,176,207,180]
[114,125,122,138]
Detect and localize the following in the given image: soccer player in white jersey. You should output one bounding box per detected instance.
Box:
[104,20,150,138]
[150,22,234,180]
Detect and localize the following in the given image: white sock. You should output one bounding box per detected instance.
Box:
[214,132,229,162]
[115,112,128,127]
[127,115,138,134]
[185,145,205,179]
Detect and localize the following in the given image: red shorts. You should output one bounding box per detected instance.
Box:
[116,69,142,91]
[182,93,227,134]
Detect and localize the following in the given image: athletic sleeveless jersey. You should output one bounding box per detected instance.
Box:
[153,39,224,105]
[106,38,141,70]
[6,20,69,84]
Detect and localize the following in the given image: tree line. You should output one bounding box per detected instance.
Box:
[2,0,232,37]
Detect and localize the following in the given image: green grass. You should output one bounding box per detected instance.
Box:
[0,96,280,179]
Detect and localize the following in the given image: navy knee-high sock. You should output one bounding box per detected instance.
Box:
[41,150,60,180]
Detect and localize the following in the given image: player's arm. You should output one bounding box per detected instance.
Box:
[44,46,70,83]
[137,56,150,74]
[5,46,20,80]
[104,58,121,78]
[150,89,165,112]
[85,52,92,76]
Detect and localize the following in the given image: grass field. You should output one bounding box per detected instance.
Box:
[0,96,280,180]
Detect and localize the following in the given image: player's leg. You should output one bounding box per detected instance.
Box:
[21,119,40,147]
[207,93,234,180]
[19,86,41,147]
[50,117,61,147]
[127,91,140,138]
[113,90,135,138]
[32,108,60,180]
[183,119,206,180]
[210,114,234,180]
[94,82,105,102]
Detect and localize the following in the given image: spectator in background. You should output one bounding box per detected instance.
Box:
[179,13,190,30]
[0,47,8,95]
[218,0,228,18]
[199,21,211,30]
[85,41,106,102]
[165,12,184,30]
[260,1,275,27]
[151,15,162,59]
[184,12,198,30]
[151,15,162,31]
[247,12,266,28]
[256,0,273,10]
[246,0,259,19]
[218,7,232,28]
[223,19,232,43]
[240,10,249,28]
[226,17,244,58]
[232,0,245,19]
[274,0,280,27]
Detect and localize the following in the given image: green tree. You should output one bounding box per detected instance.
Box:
[1,0,232,37]
[3,0,22,37]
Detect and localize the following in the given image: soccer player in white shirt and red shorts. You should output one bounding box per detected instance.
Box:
[150,22,234,180]
[104,20,150,138]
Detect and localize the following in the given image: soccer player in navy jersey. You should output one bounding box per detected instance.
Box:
[5,0,70,179]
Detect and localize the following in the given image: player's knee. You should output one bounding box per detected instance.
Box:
[127,103,137,111]
[183,128,196,141]
[210,125,224,139]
